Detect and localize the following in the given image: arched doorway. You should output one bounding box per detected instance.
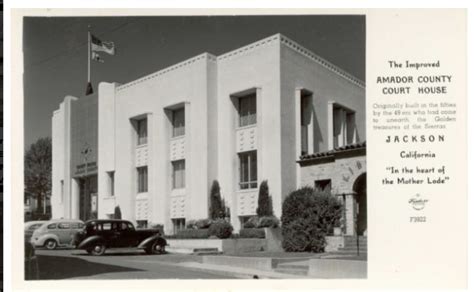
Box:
[353,173,367,236]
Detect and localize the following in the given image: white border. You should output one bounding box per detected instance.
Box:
[4,2,473,292]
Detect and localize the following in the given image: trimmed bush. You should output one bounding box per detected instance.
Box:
[209,180,226,219]
[171,229,209,239]
[208,219,233,239]
[243,216,259,229]
[256,180,274,217]
[281,187,342,252]
[186,218,212,230]
[239,228,265,239]
[257,215,280,228]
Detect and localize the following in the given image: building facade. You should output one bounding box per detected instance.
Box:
[51,34,366,235]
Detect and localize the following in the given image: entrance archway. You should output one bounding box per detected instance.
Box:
[78,175,98,221]
[353,173,367,236]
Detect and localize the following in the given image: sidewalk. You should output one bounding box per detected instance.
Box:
[164,251,367,279]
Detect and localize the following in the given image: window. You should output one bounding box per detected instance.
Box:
[333,105,356,148]
[137,166,148,193]
[47,224,57,229]
[238,94,257,127]
[58,223,71,229]
[172,218,186,235]
[136,118,148,145]
[315,179,331,194]
[107,171,115,196]
[301,93,312,155]
[136,220,148,229]
[102,223,112,230]
[60,180,64,203]
[172,108,185,137]
[172,160,186,189]
[70,223,84,229]
[239,151,257,190]
[239,216,253,229]
[25,198,30,206]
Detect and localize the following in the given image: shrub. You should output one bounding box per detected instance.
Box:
[186,220,197,229]
[187,218,212,230]
[150,224,164,234]
[257,215,280,228]
[239,228,265,238]
[209,180,226,219]
[243,216,259,229]
[172,229,209,239]
[208,219,233,239]
[256,180,274,217]
[281,187,342,252]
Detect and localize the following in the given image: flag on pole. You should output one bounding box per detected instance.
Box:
[91,34,116,56]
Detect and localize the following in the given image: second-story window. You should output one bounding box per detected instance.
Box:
[238,93,256,127]
[137,166,148,193]
[172,108,185,137]
[239,150,257,190]
[333,105,356,148]
[137,118,148,145]
[172,160,186,189]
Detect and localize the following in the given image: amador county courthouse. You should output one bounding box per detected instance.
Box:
[52,34,367,236]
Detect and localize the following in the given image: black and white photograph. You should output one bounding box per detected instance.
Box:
[22,14,367,280]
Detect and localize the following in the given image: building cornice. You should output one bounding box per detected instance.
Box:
[279,34,365,88]
[116,33,364,92]
[116,53,217,92]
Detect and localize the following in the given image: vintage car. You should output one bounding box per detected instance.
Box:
[73,219,167,256]
[25,220,47,242]
[30,219,85,250]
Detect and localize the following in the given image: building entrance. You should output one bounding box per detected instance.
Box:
[78,175,98,221]
[353,173,367,236]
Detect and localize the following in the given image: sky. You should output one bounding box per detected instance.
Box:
[23,15,365,148]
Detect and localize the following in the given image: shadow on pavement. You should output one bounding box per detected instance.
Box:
[71,251,167,257]
[36,255,144,280]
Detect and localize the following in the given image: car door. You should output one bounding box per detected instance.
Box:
[69,222,84,245]
[119,222,138,247]
[57,222,72,245]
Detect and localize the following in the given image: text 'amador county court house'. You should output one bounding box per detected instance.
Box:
[52,34,367,236]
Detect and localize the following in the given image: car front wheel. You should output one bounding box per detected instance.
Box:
[146,240,165,255]
[90,244,106,256]
[44,239,58,250]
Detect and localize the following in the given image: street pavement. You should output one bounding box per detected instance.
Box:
[34,248,237,280]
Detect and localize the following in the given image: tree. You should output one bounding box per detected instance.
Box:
[209,180,225,219]
[256,180,273,217]
[24,137,52,214]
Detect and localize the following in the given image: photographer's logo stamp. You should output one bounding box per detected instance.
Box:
[409,193,429,211]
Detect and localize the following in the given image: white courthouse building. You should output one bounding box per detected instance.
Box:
[52,34,366,235]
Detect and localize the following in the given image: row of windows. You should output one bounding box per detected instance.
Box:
[133,151,257,194]
[136,107,187,146]
[135,159,186,193]
[134,94,258,146]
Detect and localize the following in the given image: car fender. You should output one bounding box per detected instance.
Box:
[77,235,105,250]
[138,235,167,249]
[35,234,60,246]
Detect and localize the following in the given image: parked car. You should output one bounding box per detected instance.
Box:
[73,219,167,256]
[25,221,47,241]
[30,219,85,250]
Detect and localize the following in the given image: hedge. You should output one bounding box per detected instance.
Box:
[281,187,342,252]
[208,219,233,239]
[239,228,265,239]
[166,229,210,239]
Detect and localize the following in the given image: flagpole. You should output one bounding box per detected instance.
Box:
[88,28,91,85]
[86,26,93,95]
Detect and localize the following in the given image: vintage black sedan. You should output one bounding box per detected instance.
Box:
[73,219,166,256]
